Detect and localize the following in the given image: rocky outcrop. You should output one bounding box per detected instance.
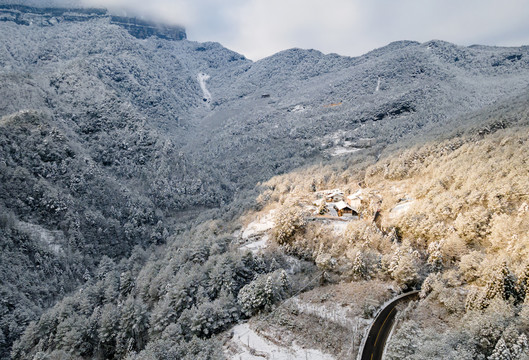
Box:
[0,4,186,40]
[110,16,186,41]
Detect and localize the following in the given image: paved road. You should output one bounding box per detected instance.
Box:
[360,291,419,360]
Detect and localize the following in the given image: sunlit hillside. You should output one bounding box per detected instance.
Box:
[240,93,529,358]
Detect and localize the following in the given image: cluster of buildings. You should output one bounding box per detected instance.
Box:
[316,189,364,218]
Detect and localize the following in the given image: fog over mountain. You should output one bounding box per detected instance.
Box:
[3,0,529,60]
[1,2,529,359]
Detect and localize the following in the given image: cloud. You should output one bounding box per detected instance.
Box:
[77,0,529,60]
[79,0,194,25]
[224,0,360,59]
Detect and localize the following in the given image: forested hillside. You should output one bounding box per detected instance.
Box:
[2,2,529,359]
[241,92,529,359]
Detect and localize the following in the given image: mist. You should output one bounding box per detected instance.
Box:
[2,0,529,63]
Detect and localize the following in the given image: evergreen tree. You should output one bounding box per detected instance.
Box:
[517,264,529,303]
[511,334,529,359]
[96,256,117,281]
[272,207,306,245]
[387,246,419,289]
[279,269,290,293]
[116,297,149,357]
[385,320,420,360]
[263,276,275,310]
[120,271,135,299]
[501,263,518,301]
[351,251,369,280]
[98,303,120,358]
[485,262,517,302]
[465,287,487,312]
[427,241,443,271]
[237,271,285,317]
[489,338,512,360]
[55,314,92,357]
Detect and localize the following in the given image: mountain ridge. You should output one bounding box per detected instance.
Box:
[2,5,529,358]
[0,3,187,40]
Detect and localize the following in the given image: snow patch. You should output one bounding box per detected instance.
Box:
[241,210,275,239]
[329,147,362,157]
[226,323,335,360]
[240,235,269,254]
[389,200,414,218]
[17,221,64,254]
[349,189,363,198]
[291,298,368,329]
[239,210,276,253]
[332,221,349,235]
[291,104,307,112]
[197,72,212,105]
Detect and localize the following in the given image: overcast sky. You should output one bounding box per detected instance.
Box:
[79,0,529,60]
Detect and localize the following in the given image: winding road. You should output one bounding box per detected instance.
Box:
[360,291,419,360]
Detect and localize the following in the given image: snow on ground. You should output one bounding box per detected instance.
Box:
[389,200,414,218]
[17,221,64,254]
[349,189,362,198]
[197,72,212,105]
[291,104,307,112]
[239,210,276,253]
[329,147,361,157]
[332,221,349,235]
[240,236,269,254]
[291,298,366,329]
[242,210,276,239]
[226,323,336,360]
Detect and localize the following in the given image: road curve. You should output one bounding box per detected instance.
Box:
[359,291,419,360]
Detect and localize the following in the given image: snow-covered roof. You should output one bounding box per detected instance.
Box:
[326,190,343,197]
[347,190,363,200]
[335,201,352,210]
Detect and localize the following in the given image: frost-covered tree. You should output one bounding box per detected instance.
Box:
[465,286,488,312]
[351,251,369,280]
[120,271,135,298]
[420,272,443,299]
[54,314,92,357]
[510,333,529,359]
[237,271,290,317]
[487,330,529,360]
[98,303,120,357]
[464,297,515,355]
[314,243,337,272]
[272,206,306,245]
[427,241,444,271]
[517,264,529,302]
[386,245,420,288]
[187,293,240,337]
[317,200,329,215]
[385,320,421,360]
[116,297,149,357]
[485,262,517,302]
[489,338,511,360]
[279,269,290,290]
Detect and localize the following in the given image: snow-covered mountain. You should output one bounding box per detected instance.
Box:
[2,3,529,359]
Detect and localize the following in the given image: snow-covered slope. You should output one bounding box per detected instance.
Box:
[2,4,529,358]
